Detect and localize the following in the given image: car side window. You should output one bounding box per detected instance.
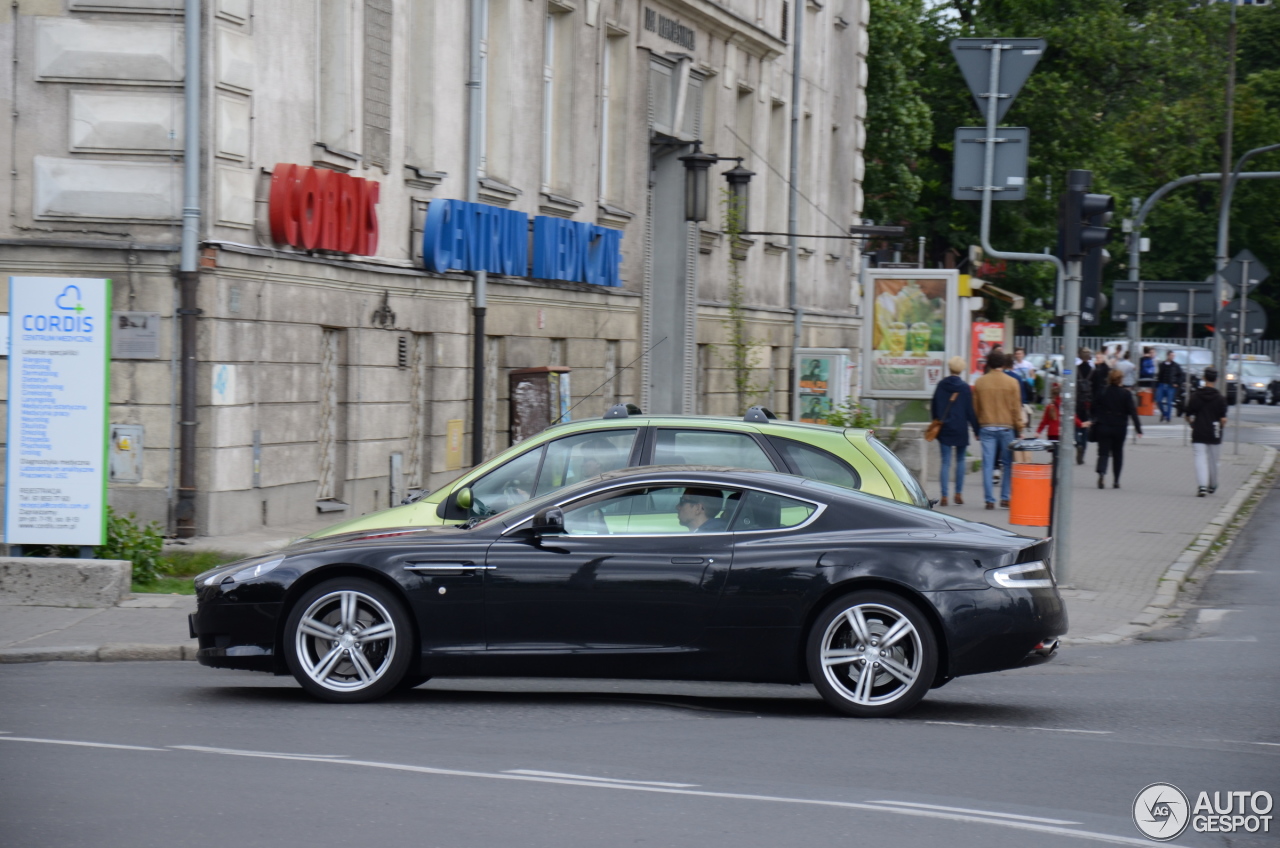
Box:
[770,438,861,490]
[730,491,818,532]
[467,446,545,518]
[534,429,638,496]
[652,429,776,471]
[560,485,742,536]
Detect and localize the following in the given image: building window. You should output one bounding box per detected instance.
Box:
[318,0,356,152]
[363,0,393,171]
[599,33,631,204]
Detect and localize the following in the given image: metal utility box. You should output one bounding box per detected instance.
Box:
[509,367,572,445]
[109,424,144,483]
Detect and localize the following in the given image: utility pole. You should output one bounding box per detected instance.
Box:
[1214,0,1238,373]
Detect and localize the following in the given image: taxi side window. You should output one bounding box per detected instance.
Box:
[653,429,776,471]
[534,429,638,495]
[770,438,861,490]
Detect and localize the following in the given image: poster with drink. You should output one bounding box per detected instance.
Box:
[970,322,1005,382]
[866,273,954,398]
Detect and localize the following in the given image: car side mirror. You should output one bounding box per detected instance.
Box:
[455,488,473,511]
[530,507,564,536]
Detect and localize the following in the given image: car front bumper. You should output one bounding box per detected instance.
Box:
[190,601,283,672]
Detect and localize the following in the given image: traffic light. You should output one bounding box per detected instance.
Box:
[1080,245,1110,325]
[1059,169,1114,259]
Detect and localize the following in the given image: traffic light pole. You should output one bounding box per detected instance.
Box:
[975,41,1071,584]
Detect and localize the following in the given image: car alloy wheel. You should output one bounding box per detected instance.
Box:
[807,590,937,718]
[284,578,412,702]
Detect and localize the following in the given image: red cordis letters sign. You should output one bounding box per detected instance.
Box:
[269,163,380,255]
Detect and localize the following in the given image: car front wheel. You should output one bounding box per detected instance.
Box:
[806,591,937,718]
[284,578,412,703]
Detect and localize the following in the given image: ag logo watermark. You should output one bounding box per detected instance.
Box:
[1133,783,1273,841]
[1133,783,1189,841]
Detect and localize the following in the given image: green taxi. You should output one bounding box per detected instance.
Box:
[303,405,928,540]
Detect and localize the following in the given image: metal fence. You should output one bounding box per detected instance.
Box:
[1015,335,1280,362]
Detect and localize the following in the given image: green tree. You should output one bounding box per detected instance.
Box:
[864,1,1280,337]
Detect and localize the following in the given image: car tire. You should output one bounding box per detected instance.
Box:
[284,577,413,703]
[396,672,432,692]
[806,590,938,718]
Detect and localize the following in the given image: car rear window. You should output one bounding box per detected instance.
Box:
[867,437,930,508]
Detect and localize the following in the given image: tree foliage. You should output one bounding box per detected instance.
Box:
[863,0,1280,337]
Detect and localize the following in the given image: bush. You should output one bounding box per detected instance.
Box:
[99,507,166,584]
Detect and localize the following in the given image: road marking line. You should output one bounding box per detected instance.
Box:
[869,799,1081,825]
[1252,742,1280,748]
[924,720,1111,735]
[174,745,1153,845]
[171,745,347,759]
[0,736,164,752]
[1214,570,1258,574]
[505,769,698,788]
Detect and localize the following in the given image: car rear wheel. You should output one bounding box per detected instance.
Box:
[284,578,412,703]
[806,591,937,718]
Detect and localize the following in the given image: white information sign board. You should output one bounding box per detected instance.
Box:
[5,277,111,546]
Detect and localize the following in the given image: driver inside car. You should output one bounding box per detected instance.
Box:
[676,488,729,533]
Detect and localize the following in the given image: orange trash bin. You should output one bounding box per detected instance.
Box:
[1009,463,1053,526]
[1137,388,1155,416]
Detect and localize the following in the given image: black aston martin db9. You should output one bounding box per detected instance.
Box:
[191,467,1066,717]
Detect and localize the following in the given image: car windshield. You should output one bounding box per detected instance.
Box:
[1241,362,1276,379]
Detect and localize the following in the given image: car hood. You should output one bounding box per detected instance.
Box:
[286,523,468,553]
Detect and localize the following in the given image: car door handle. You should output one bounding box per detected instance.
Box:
[670,557,706,565]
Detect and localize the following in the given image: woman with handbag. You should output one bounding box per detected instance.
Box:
[929,356,980,506]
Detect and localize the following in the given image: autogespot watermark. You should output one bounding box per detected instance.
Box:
[1133,783,1274,841]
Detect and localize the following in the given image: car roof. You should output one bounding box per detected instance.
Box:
[542,413,871,438]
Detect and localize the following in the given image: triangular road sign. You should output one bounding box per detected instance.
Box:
[1224,248,1270,289]
[950,38,1047,123]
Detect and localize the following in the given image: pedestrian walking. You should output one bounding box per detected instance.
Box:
[1116,350,1137,389]
[1184,367,1228,497]
[1090,350,1111,401]
[1138,346,1157,390]
[1091,368,1143,489]
[1035,382,1082,442]
[930,356,980,507]
[1075,347,1094,465]
[972,350,1024,509]
[1155,349,1184,423]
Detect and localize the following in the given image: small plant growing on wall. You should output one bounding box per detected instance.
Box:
[715,188,772,413]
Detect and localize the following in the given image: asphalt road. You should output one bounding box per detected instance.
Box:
[2,484,1278,848]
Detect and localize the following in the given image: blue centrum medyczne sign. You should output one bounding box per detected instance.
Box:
[421,198,622,287]
[5,277,111,546]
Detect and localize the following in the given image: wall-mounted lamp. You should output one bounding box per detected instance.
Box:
[678,142,754,223]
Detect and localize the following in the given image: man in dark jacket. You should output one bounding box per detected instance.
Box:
[1155,350,1184,423]
[1075,348,1094,465]
[930,356,980,507]
[1185,368,1228,496]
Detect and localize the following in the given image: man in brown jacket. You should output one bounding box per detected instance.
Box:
[972,350,1025,509]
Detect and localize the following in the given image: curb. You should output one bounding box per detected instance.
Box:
[0,643,198,664]
[1063,444,1278,646]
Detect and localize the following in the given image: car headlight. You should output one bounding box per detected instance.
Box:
[199,557,285,587]
[986,561,1055,589]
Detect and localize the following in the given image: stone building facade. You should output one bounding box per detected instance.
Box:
[0,0,871,538]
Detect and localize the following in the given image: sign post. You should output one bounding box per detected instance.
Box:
[5,277,111,553]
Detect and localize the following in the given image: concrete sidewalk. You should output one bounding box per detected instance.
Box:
[1,428,1274,662]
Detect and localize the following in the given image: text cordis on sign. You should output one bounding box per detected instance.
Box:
[268,163,380,255]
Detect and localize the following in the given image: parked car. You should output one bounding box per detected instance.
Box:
[301,405,930,541]
[191,466,1067,717]
[1225,355,1277,405]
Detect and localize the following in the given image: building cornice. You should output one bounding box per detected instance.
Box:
[651,0,786,60]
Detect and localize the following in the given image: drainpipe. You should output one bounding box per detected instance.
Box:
[467,0,488,466]
[787,0,804,417]
[175,0,202,537]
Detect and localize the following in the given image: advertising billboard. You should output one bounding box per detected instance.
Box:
[863,270,960,399]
